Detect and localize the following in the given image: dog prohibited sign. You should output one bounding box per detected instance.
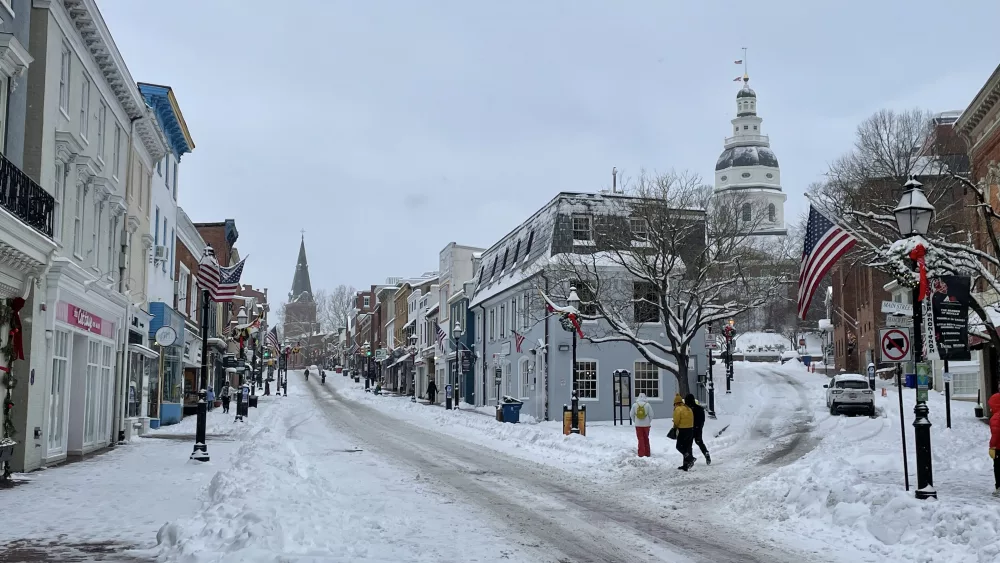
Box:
[880,328,912,363]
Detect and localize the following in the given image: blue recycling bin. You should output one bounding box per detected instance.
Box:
[801,356,812,367]
[904,373,916,388]
[501,401,523,423]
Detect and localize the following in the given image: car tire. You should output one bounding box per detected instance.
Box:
[830,402,838,415]
[869,405,876,417]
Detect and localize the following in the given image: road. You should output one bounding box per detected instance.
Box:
[308,369,835,563]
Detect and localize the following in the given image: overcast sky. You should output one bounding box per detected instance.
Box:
[99,0,1000,302]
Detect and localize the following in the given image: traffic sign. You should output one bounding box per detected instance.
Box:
[886,315,913,328]
[879,328,912,363]
[881,301,913,316]
[705,330,720,350]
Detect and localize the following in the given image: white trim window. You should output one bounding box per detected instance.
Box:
[113,124,122,179]
[47,330,70,455]
[83,340,100,446]
[96,101,107,162]
[499,304,506,338]
[630,217,648,241]
[72,182,84,257]
[519,357,531,399]
[99,344,113,441]
[575,359,598,400]
[0,75,8,153]
[52,162,64,241]
[92,199,102,271]
[572,214,592,242]
[489,308,496,341]
[504,362,513,398]
[107,216,117,278]
[522,291,530,328]
[59,43,71,115]
[510,297,518,332]
[633,361,661,399]
[178,266,190,316]
[363,295,370,308]
[489,365,499,401]
[79,74,90,140]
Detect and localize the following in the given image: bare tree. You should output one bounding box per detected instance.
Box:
[543,171,784,397]
[314,284,356,331]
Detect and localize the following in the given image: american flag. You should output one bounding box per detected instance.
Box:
[216,258,247,302]
[265,326,280,351]
[797,206,856,320]
[513,330,525,353]
[221,323,232,337]
[196,247,222,300]
[435,324,447,350]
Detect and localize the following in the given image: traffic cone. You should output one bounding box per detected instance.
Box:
[881,387,887,397]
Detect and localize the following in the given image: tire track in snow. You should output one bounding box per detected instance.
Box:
[308,378,821,563]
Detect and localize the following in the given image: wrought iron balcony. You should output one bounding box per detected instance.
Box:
[0,152,54,237]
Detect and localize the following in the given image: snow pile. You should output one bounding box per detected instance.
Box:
[728,371,1000,563]
[155,373,541,562]
[735,331,791,353]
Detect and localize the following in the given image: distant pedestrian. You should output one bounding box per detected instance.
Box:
[685,394,711,465]
[427,379,438,404]
[220,381,232,413]
[630,393,654,457]
[671,393,695,471]
[206,387,215,411]
[989,392,1000,496]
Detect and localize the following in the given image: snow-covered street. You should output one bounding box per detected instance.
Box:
[2,363,996,562]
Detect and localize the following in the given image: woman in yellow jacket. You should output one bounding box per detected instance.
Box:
[671,393,696,471]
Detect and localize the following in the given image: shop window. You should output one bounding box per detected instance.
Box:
[575,360,598,399]
[634,361,660,398]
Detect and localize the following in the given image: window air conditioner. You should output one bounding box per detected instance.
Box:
[153,245,168,263]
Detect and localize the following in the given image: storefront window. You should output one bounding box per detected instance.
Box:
[162,345,183,403]
[148,357,160,419]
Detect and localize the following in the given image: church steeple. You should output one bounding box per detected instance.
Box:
[290,233,314,302]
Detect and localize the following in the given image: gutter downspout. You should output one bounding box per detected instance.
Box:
[543,276,550,421]
[112,116,140,445]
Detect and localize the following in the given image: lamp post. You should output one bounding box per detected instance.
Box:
[723,320,735,394]
[362,340,371,391]
[408,334,418,395]
[707,322,716,418]
[282,346,290,396]
[237,307,248,386]
[893,177,937,500]
[567,286,581,434]
[451,321,467,410]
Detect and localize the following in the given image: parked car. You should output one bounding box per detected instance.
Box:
[824,373,875,416]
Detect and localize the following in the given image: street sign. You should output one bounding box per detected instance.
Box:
[879,328,912,363]
[881,301,913,316]
[886,315,913,328]
[705,330,720,350]
[374,348,387,361]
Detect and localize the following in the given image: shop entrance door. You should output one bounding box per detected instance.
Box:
[47,329,71,456]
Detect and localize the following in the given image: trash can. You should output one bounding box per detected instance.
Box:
[249,395,259,408]
[501,400,524,423]
[904,373,916,388]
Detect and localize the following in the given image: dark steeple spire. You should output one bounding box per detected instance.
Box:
[290,233,314,303]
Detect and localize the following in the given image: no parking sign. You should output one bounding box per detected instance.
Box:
[879,328,912,363]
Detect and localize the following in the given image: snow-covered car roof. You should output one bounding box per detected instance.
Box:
[832,373,866,381]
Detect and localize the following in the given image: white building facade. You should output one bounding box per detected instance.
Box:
[20,0,168,469]
[713,76,787,236]
[436,243,483,401]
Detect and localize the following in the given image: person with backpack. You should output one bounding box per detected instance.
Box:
[220,381,232,413]
[630,393,654,457]
[427,378,438,404]
[671,393,695,471]
[685,393,711,465]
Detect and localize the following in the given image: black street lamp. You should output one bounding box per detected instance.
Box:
[893,177,937,500]
[566,286,581,434]
[362,340,372,390]
[723,320,735,394]
[706,323,717,418]
[451,321,469,410]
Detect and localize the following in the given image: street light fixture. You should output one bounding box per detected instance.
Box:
[449,321,465,410]
[567,286,581,434]
[894,177,937,500]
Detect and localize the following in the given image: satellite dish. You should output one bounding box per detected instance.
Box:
[155,326,177,347]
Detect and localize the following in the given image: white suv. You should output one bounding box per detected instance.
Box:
[824,373,875,416]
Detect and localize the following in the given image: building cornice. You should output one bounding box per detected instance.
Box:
[0,33,32,85]
[956,63,1000,139]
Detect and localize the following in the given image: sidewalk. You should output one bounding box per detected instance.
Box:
[0,395,279,560]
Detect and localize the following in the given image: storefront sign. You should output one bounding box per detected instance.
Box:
[66,303,105,335]
[460,351,471,374]
[931,276,971,361]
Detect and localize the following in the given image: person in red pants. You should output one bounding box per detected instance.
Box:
[630,393,654,457]
[989,392,1000,496]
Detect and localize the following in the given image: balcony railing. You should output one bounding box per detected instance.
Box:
[0,152,54,237]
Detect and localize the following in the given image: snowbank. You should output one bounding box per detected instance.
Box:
[728,372,1000,563]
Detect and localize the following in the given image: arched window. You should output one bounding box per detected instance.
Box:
[741,203,751,222]
[768,203,776,222]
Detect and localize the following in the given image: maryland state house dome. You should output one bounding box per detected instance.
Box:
[713,75,787,236]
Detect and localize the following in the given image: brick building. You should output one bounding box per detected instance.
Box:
[194,219,239,384]
[955,62,1000,407]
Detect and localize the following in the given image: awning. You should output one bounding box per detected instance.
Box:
[426,303,440,317]
[208,337,227,351]
[390,353,412,368]
[402,318,415,330]
[128,343,159,360]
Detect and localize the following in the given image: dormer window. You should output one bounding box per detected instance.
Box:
[572,214,592,242]
[501,248,509,271]
[525,230,534,256]
[513,239,521,264]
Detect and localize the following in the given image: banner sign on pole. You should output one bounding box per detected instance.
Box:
[931,275,971,362]
[922,295,939,361]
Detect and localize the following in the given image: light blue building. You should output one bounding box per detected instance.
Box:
[469,192,708,422]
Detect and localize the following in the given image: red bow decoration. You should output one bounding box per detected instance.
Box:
[909,245,929,301]
[9,297,24,361]
[567,313,584,339]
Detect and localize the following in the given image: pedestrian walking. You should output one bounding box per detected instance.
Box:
[427,379,438,404]
[989,392,1000,496]
[206,387,215,412]
[630,393,654,457]
[671,393,695,471]
[220,381,232,413]
[685,394,711,465]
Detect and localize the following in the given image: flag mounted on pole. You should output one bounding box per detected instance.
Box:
[266,326,280,352]
[797,206,857,320]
